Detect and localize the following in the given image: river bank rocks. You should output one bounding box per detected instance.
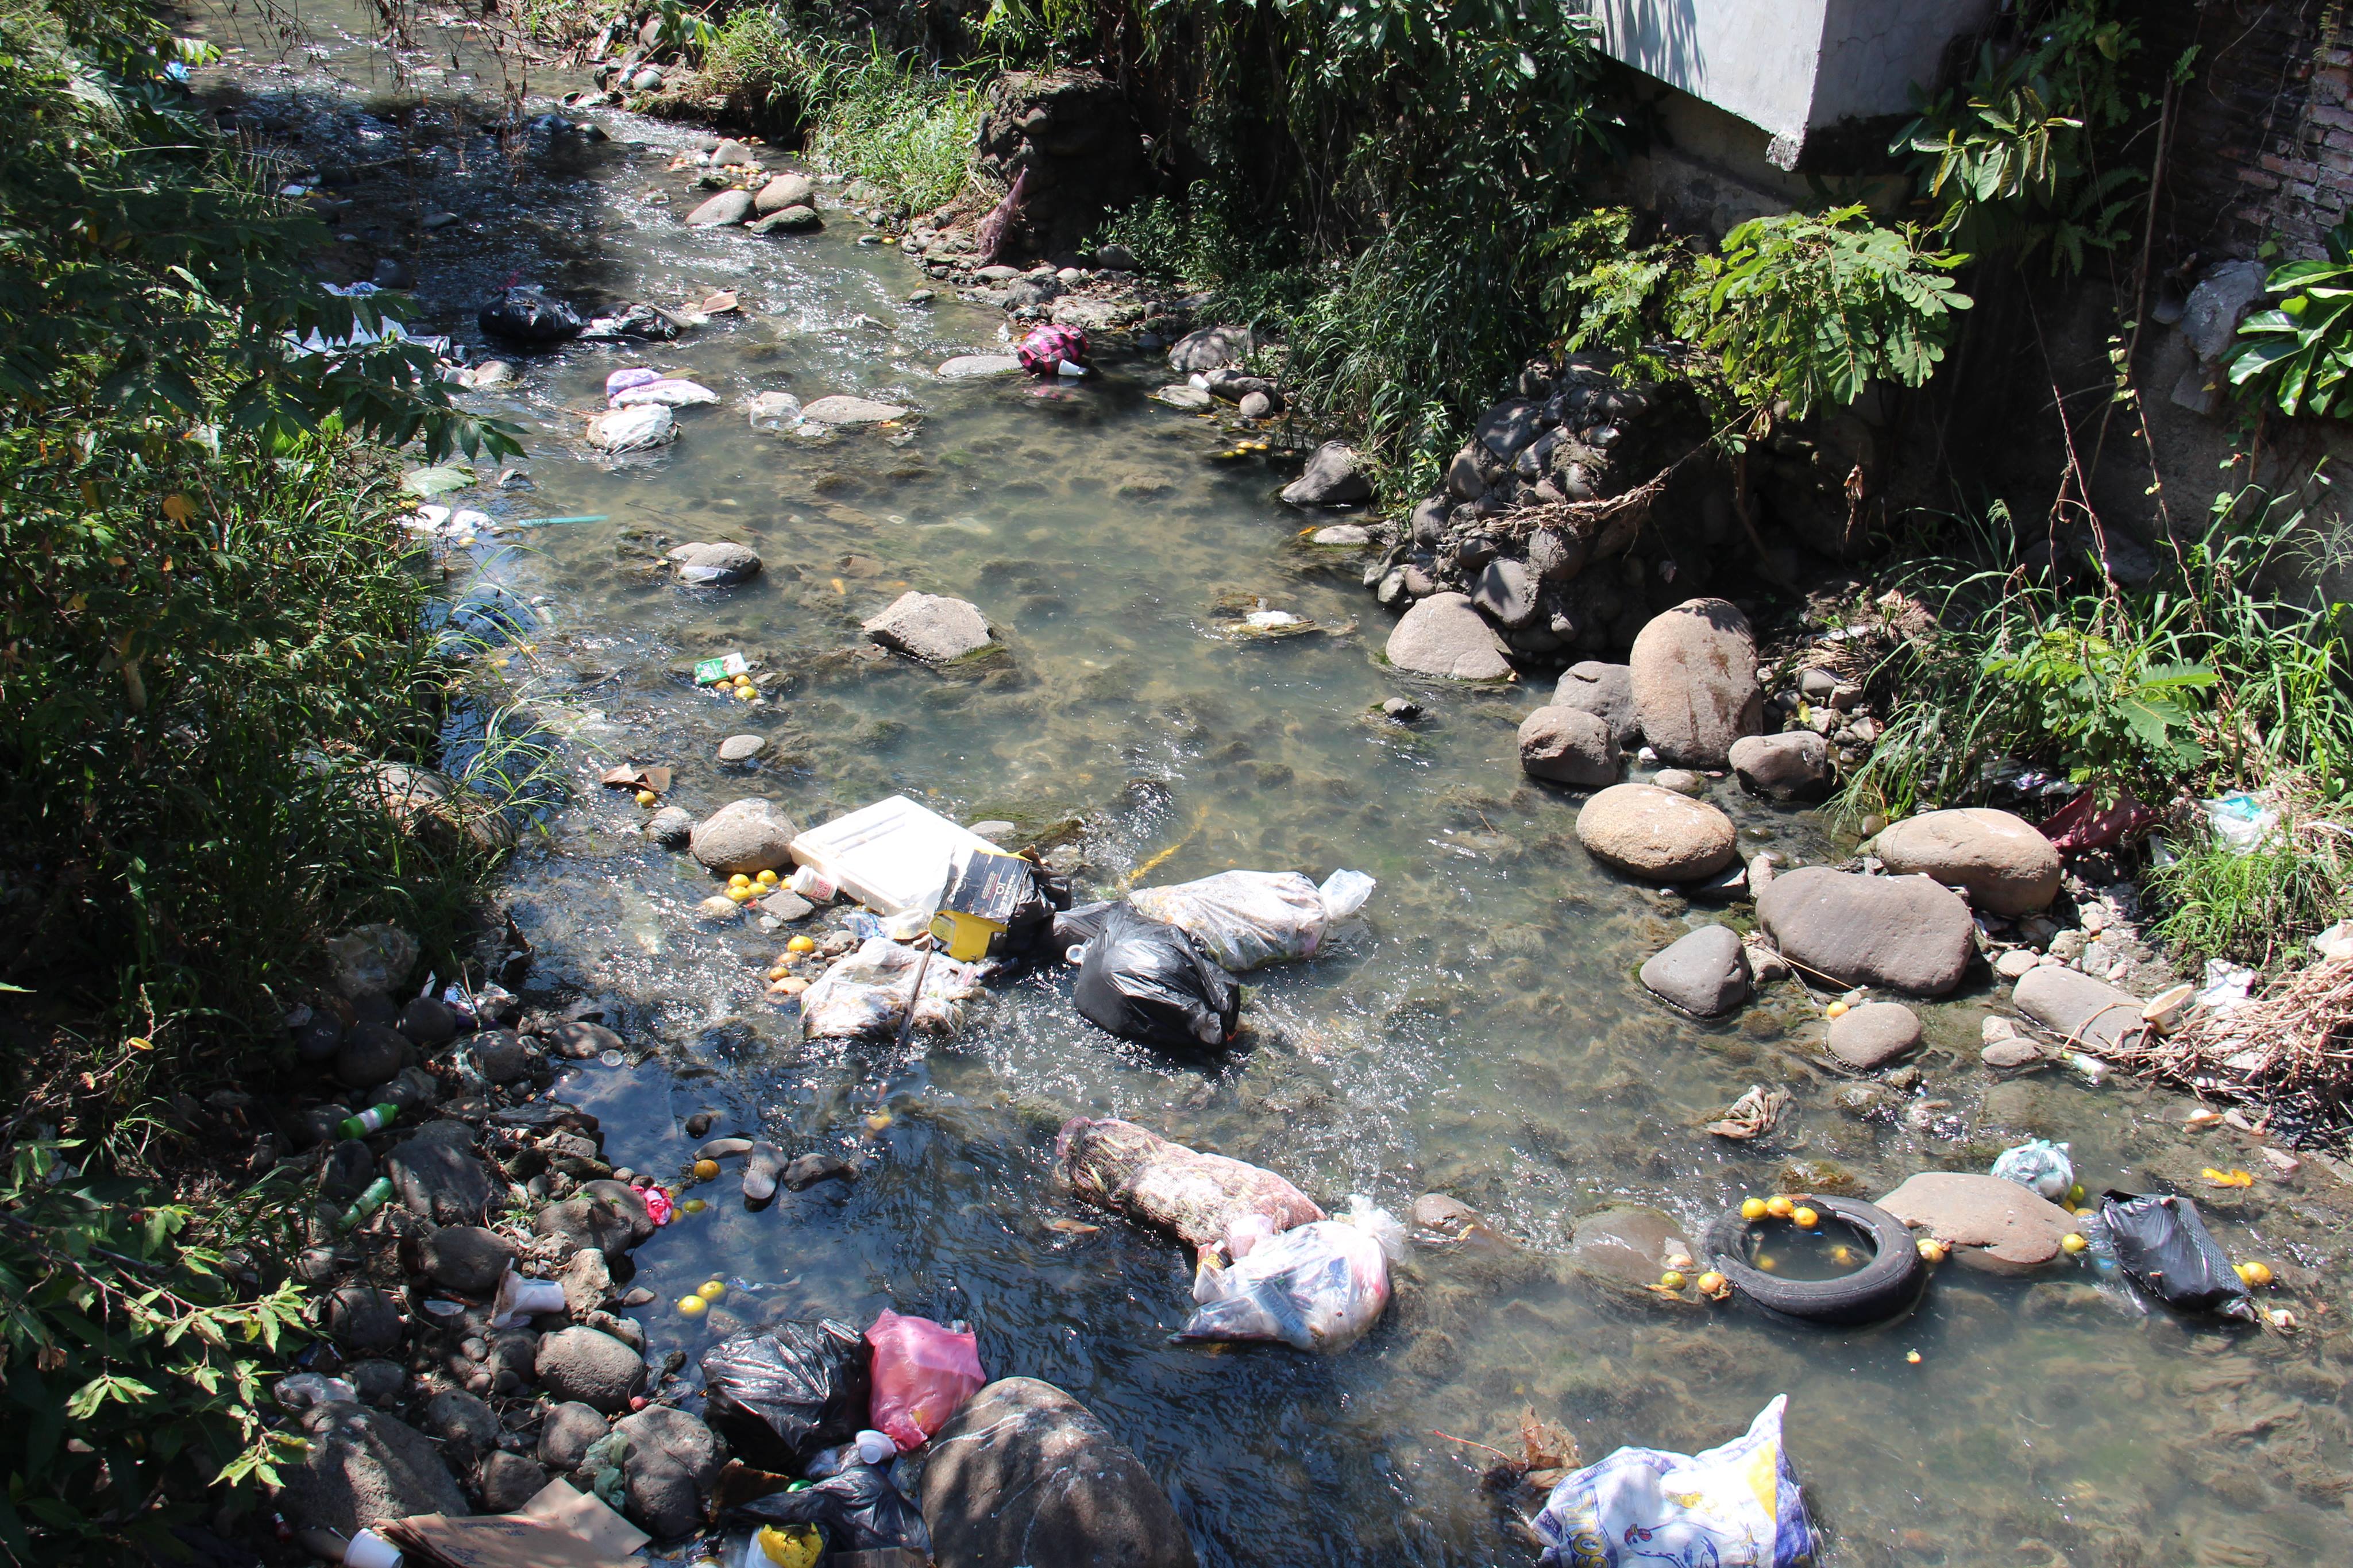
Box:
[1280,442,1373,507]
[689,797,797,876]
[1554,661,1641,747]
[972,72,1153,257]
[863,590,1001,662]
[1629,598,1764,768]
[2013,964,2147,1053]
[1517,705,1619,786]
[281,1403,472,1535]
[1872,808,2064,915]
[1826,1001,1923,1069]
[1729,731,1832,803]
[923,1377,1198,1568]
[1575,783,1737,883]
[667,540,761,586]
[1386,592,1513,681]
[1639,925,1752,1017]
[1756,868,1976,995]
[1877,1171,2078,1274]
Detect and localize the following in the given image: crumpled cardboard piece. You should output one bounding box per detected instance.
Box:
[384,1479,648,1568]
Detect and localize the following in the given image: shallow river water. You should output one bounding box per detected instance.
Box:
[197,8,2353,1564]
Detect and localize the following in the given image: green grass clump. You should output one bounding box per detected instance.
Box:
[2146,805,2353,970]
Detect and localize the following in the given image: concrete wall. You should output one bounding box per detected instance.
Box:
[1590,0,1996,165]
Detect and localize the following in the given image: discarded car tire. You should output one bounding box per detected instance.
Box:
[1702,1195,1925,1327]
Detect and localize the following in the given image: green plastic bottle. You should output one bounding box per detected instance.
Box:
[336,1176,394,1232]
[336,1103,400,1140]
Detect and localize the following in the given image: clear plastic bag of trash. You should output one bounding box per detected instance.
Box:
[864,1309,983,1451]
[727,1461,930,1556]
[2097,1190,2253,1317]
[1991,1138,2073,1201]
[1066,903,1239,1048]
[275,1372,357,1411]
[611,377,720,408]
[2198,791,2279,855]
[585,403,677,452]
[2196,957,2256,1015]
[1529,1395,1816,1568]
[1176,1213,1392,1352]
[1127,868,1375,971]
[700,1319,871,1473]
[801,939,982,1040]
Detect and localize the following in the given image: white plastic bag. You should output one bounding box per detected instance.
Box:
[1530,1396,1816,1568]
[611,377,720,408]
[1127,868,1375,971]
[2199,791,2279,855]
[1176,1218,1390,1352]
[800,939,981,1040]
[585,403,676,452]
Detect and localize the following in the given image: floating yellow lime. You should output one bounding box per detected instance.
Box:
[2060,1233,2088,1254]
[677,1294,708,1317]
[1765,1195,1795,1219]
[1739,1197,1768,1222]
[1792,1206,1819,1229]
[1658,1270,1687,1291]
[727,885,755,903]
[728,873,753,889]
[1918,1238,1947,1264]
[756,868,780,887]
[681,1198,707,1214]
[1825,1001,1850,1019]
[693,1158,720,1181]
[697,1280,726,1301]
[1695,1271,1729,1299]
[635,789,657,806]
[787,935,817,955]
[2237,1260,2274,1287]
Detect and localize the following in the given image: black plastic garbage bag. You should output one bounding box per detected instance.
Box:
[1071,905,1239,1049]
[699,1319,870,1473]
[2100,1190,2253,1317]
[728,1462,931,1555]
[478,285,584,343]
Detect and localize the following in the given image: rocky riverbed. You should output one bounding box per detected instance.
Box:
[191,6,2353,1566]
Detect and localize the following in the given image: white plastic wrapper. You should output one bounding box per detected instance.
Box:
[1127,868,1375,971]
[1530,1397,1815,1568]
[1177,1216,1391,1352]
[801,938,981,1041]
[585,403,676,452]
[610,377,720,408]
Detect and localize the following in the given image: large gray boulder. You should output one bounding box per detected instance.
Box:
[534,1179,655,1260]
[324,1285,403,1354]
[1279,442,1372,507]
[667,542,762,587]
[863,590,1000,662]
[1873,808,2063,916]
[800,394,908,425]
[1167,325,1251,373]
[1756,868,1975,995]
[1575,783,1737,883]
[279,1404,471,1535]
[334,1023,413,1090]
[384,1119,495,1225]
[421,1389,500,1470]
[539,1401,610,1470]
[1386,592,1512,681]
[1518,706,1619,787]
[1729,732,1833,804]
[622,1443,701,1538]
[1827,1001,1923,1069]
[922,1377,1197,1568]
[1638,925,1752,1017]
[689,798,798,877]
[685,188,754,227]
[1470,557,1541,628]
[753,172,815,215]
[534,1326,647,1412]
[2013,965,2145,1053]
[1567,1205,1694,1289]
[477,1451,549,1513]
[1628,598,1765,767]
[1877,1171,2077,1275]
[1554,661,1640,747]
[615,1405,722,1488]
[418,1225,515,1295]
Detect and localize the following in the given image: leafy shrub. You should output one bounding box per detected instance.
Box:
[2225,219,2353,419]
[1892,0,2144,274]
[1690,206,1973,420]
[0,1138,311,1560]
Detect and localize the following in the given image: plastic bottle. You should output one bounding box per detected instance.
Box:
[337,1103,400,1140]
[337,1176,395,1232]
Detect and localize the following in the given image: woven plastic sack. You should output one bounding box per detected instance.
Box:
[1128,868,1375,971]
[1176,1217,1390,1352]
[801,939,981,1040]
[1016,323,1087,376]
[1530,1396,1818,1568]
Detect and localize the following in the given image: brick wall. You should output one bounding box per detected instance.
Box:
[2151,0,2336,264]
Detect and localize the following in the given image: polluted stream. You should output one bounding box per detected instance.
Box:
[198,8,2353,1565]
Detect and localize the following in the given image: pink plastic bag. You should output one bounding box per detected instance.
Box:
[865,1309,983,1450]
[1016,324,1087,376]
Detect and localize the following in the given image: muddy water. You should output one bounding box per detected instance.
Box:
[198,8,2353,1564]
